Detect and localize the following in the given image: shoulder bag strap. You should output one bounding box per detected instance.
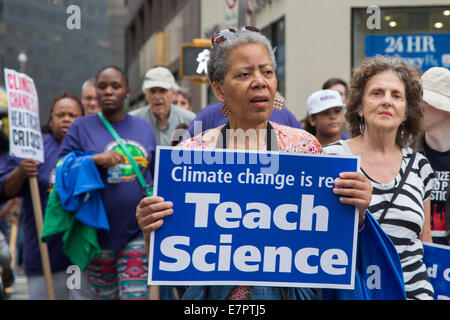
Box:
[98,112,152,197]
[378,151,417,225]
[216,121,279,151]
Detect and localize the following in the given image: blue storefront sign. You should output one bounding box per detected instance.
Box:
[423,243,450,300]
[148,147,360,289]
[365,33,450,71]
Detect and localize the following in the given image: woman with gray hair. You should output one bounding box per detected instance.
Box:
[324,56,437,299]
[136,27,399,300]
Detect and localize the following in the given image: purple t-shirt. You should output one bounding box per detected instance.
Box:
[0,134,72,275]
[59,113,157,250]
[185,102,302,139]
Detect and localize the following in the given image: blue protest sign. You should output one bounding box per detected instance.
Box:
[365,33,450,72]
[423,242,450,300]
[148,147,359,289]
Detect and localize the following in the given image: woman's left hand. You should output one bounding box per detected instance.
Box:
[333,172,372,223]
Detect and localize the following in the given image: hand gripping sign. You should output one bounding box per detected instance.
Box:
[4,68,54,299]
[148,147,360,289]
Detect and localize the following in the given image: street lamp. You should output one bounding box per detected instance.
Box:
[17,51,28,73]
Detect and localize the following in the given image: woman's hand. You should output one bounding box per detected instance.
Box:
[1,159,39,198]
[92,151,125,168]
[17,159,39,178]
[333,172,372,223]
[136,196,173,253]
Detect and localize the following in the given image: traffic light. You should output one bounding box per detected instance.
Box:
[180,39,211,83]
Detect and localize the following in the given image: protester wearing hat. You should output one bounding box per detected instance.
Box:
[130,66,195,146]
[303,89,348,146]
[412,67,450,246]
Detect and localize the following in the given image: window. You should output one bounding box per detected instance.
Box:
[126,23,137,63]
[262,17,286,97]
[352,6,450,72]
[144,0,152,38]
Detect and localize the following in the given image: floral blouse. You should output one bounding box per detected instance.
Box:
[180,121,322,155]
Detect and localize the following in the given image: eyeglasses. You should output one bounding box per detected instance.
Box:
[82,96,97,102]
[211,25,262,48]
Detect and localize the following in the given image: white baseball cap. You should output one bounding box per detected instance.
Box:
[142,67,177,91]
[421,67,450,112]
[307,89,345,115]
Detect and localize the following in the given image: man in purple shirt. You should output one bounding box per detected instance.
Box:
[180,102,302,142]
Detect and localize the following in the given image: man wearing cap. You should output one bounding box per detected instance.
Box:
[130,66,195,146]
[304,89,349,146]
[413,67,450,246]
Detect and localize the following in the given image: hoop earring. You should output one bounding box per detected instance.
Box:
[400,122,405,140]
[359,116,365,136]
[273,92,284,111]
[220,104,231,118]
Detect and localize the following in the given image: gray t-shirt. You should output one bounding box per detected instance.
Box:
[130,104,195,146]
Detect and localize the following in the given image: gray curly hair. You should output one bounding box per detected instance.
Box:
[207,29,277,84]
[346,55,423,147]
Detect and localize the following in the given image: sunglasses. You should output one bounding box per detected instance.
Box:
[211,25,262,49]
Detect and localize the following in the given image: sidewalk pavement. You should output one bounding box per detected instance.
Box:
[6,273,28,300]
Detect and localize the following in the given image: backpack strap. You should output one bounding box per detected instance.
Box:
[98,112,152,197]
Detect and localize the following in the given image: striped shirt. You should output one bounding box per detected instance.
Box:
[324,140,437,300]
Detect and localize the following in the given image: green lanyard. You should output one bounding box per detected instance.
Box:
[98,112,152,197]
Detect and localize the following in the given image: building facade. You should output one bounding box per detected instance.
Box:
[108,0,128,70]
[1,0,110,125]
[201,0,450,120]
[125,0,203,112]
[2,1,446,123]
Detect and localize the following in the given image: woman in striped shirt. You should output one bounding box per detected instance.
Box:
[324,56,437,299]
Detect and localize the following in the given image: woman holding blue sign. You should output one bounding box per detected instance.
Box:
[137,27,405,300]
[0,93,84,299]
[324,56,437,300]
